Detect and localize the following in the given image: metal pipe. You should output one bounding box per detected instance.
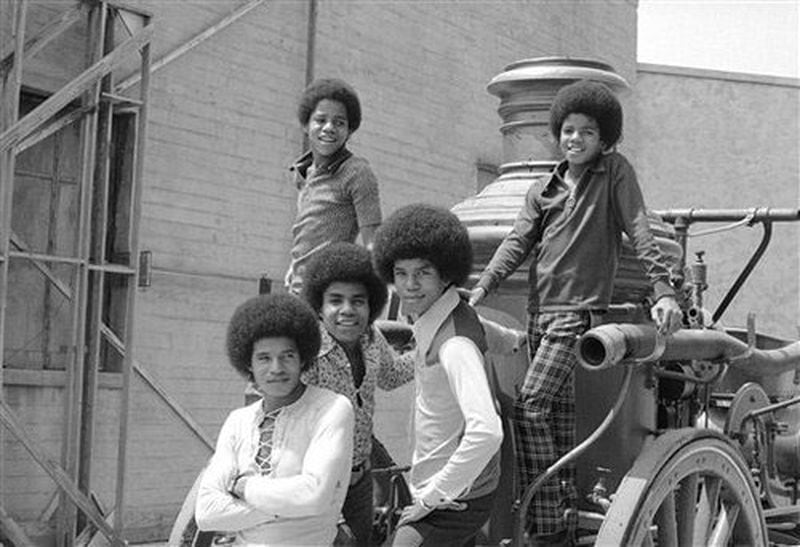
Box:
[577,324,800,376]
[114,25,151,541]
[512,366,634,546]
[655,208,800,224]
[745,394,800,419]
[655,364,727,386]
[712,221,772,324]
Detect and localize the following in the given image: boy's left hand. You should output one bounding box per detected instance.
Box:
[651,296,682,335]
[397,499,433,526]
[397,499,466,526]
[231,474,250,499]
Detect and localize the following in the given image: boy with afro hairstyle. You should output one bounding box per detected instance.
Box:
[470,80,682,545]
[301,242,415,546]
[373,204,503,547]
[196,294,354,546]
[286,78,382,294]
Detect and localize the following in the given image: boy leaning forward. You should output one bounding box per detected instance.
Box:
[373,204,504,547]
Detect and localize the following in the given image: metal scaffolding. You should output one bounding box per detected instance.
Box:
[0,1,152,544]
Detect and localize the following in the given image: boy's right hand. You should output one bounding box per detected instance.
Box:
[468,287,487,307]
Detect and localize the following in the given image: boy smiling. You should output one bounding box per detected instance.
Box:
[301,242,414,546]
[373,204,503,547]
[195,294,354,545]
[470,80,682,545]
[286,79,382,294]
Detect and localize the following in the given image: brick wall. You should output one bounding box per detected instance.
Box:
[10,0,799,540]
[124,2,638,539]
[313,1,638,213]
[121,2,309,539]
[3,1,643,541]
[304,0,637,475]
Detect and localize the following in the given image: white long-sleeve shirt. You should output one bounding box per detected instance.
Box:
[195,385,354,546]
[409,286,503,507]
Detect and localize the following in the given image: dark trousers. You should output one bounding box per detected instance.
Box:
[391,491,495,547]
[342,468,374,546]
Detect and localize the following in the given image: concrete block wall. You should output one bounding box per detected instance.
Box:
[112,3,312,538]
[314,2,638,213]
[11,0,799,541]
[627,65,800,340]
[305,0,637,475]
[123,2,638,539]
[2,0,308,541]
[8,0,799,541]
[3,0,656,541]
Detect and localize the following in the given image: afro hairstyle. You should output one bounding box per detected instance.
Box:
[549,79,623,148]
[297,78,362,133]
[372,204,473,287]
[226,293,321,381]
[302,242,388,323]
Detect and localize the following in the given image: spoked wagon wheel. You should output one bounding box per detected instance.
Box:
[597,429,767,546]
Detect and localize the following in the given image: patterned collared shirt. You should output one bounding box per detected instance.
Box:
[302,324,414,467]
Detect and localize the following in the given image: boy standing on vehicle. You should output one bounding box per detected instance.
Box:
[373,204,503,547]
[469,80,682,545]
[286,78,382,294]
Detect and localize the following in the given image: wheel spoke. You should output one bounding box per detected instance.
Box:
[694,475,722,544]
[676,473,698,546]
[596,434,766,547]
[655,489,678,547]
[708,502,739,546]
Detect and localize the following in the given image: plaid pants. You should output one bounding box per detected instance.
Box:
[514,311,590,537]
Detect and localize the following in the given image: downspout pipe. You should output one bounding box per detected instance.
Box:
[304,0,317,87]
[301,0,317,153]
[577,324,800,375]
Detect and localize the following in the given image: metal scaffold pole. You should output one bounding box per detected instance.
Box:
[0,0,27,538]
[0,1,153,543]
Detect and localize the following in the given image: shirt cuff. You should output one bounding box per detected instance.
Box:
[475,274,495,295]
[652,280,677,302]
[480,317,525,355]
[417,485,455,508]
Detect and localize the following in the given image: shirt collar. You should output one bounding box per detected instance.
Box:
[411,285,460,357]
[289,146,352,178]
[317,323,372,359]
[545,152,609,190]
[254,384,309,424]
[318,325,338,357]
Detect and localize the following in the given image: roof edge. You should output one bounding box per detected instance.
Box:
[637,62,800,89]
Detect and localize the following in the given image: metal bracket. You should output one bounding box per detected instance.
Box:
[137,249,151,287]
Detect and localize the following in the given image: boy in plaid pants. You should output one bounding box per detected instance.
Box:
[470,80,682,546]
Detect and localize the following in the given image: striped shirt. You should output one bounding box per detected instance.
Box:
[288,148,382,281]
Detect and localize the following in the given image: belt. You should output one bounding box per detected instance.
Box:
[350,459,371,485]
